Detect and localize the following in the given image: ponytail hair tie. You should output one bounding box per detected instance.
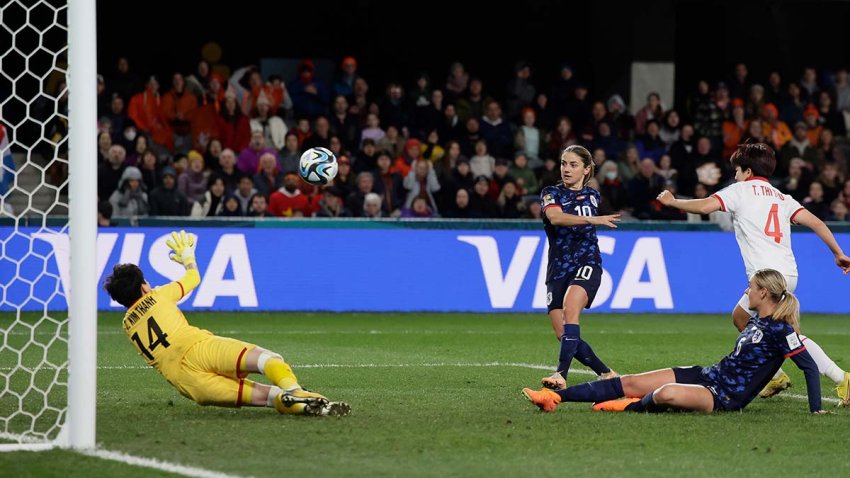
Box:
[781,290,787,300]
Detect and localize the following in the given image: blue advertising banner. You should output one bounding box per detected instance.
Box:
[0,227,847,313]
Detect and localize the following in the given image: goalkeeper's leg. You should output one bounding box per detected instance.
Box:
[241,346,303,392]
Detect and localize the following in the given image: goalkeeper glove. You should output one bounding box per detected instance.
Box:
[166,230,197,266]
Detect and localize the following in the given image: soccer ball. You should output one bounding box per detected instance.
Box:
[299,147,338,185]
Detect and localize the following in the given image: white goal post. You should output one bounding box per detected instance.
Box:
[0,0,97,451]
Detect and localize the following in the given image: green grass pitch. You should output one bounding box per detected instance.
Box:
[2,312,850,477]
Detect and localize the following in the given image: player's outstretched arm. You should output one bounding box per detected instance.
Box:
[166,230,201,292]
[656,190,722,215]
[545,208,621,228]
[790,349,824,413]
[792,209,850,274]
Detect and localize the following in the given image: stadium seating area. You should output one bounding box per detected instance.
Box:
[42,58,850,221]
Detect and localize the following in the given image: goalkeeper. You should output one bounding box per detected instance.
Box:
[104,230,350,416]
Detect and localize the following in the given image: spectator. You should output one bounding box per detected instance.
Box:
[803,105,823,146]
[439,102,463,145]
[332,155,356,199]
[420,130,445,165]
[333,56,360,99]
[830,68,850,113]
[634,92,663,136]
[523,196,542,219]
[372,151,404,216]
[779,82,805,126]
[97,144,126,201]
[685,182,733,230]
[536,156,561,189]
[137,149,160,193]
[401,196,435,218]
[190,176,226,217]
[582,101,609,142]
[799,67,820,103]
[441,157,474,211]
[691,81,723,144]
[740,119,769,149]
[458,117,482,158]
[467,175,498,218]
[444,188,472,218]
[779,122,819,175]
[97,200,114,226]
[215,148,241,192]
[487,158,515,200]
[403,159,441,214]
[830,198,849,221]
[815,129,840,174]
[216,89,251,152]
[97,131,112,165]
[247,193,269,217]
[764,71,785,106]
[817,163,843,204]
[816,91,846,137]
[617,145,641,183]
[347,172,375,217]
[549,63,578,121]
[218,194,243,217]
[107,94,133,149]
[279,132,301,175]
[635,120,666,162]
[392,138,423,178]
[546,116,577,159]
[316,186,352,218]
[469,139,496,179]
[250,91,288,150]
[679,136,728,195]
[348,77,371,123]
[713,82,732,119]
[109,166,149,217]
[670,124,696,172]
[376,124,404,160]
[288,59,330,120]
[380,82,410,130]
[505,61,536,122]
[802,181,830,220]
[233,175,257,214]
[362,192,386,218]
[148,166,189,216]
[329,94,360,153]
[657,154,678,184]
[409,72,432,109]
[729,63,750,100]
[627,158,666,219]
[659,110,681,148]
[238,129,277,175]
[353,138,378,174]
[177,150,208,205]
[778,158,812,202]
[252,152,284,198]
[414,90,445,140]
[515,107,544,167]
[591,122,626,161]
[456,77,491,124]
[497,179,524,218]
[436,140,467,179]
[302,116,332,151]
[161,72,197,154]
[128,76,172,151]
[479,100,513,159]
[565,83,592,135]
[202,138,223,172]
[360,113,386,147]
[268,172,309,217]
[761,103,791,149]
[108,56,142,104]
[607,94,635,141]
[596,160,629,214]
[445,61,469,102]
[292,117,313,148]
[509,152,539,195]
[745,84,765,120]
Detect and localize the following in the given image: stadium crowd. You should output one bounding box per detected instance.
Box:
[86,57,850,222]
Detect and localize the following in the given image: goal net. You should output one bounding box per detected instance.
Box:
[1,0,97,450]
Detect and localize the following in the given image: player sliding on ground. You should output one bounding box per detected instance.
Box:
[657,142,850,404]
[523,269,826,414]
[538,145,621,391]
[104,230,350,416]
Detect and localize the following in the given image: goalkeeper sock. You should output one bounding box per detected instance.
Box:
[557,324,581,380]
[257,355,300,391]
[557,377,624,403]
[574,339,611,375]
[625,392,665,413]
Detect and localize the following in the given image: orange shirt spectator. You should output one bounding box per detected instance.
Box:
[128,76,173,151]
[761,103,792,149]
[268,173,310,217]
[722,99,747,159]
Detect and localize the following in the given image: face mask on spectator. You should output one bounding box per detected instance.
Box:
[605,171,617,181]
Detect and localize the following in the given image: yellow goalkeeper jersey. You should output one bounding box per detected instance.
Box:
[121,269,212,379]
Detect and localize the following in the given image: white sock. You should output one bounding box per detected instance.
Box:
[773,369,785,380]
[801,335,846,383]
[266,385,284,407]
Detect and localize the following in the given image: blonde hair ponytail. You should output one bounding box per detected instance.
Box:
[752,269,801,333]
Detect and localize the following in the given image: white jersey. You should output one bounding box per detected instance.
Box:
[712,177,805,279]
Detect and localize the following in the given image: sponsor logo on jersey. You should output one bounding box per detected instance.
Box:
[786,332,802,350]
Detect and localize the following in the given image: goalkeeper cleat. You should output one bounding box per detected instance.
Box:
[591,398,640,412]
[274,389,329,415]
[758,371,791,398]
[522,387,561,412]
[597,370,619,381]
[541,372,566,390]
[316,401,352,417]
[835,372,850,407]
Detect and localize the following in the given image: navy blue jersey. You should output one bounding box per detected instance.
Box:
[540,185,602,283]
[702,316,821,411]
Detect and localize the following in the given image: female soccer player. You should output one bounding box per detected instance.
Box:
[656,142,850,404]
[104,230,350,416]
[524,269,826,414]
[538,145,621,390]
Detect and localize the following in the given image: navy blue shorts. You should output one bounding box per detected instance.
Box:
[672,366,740,411]
[546,264,602,312]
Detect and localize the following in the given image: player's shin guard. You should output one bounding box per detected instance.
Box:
[557,324,581,380]
[557,377,625,402]
[574,339,611,375]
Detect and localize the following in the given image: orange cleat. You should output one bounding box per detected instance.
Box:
[522,387,561,412]
[591,397,640,412]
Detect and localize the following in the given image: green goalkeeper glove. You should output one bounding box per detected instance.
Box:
[166,230,197,266]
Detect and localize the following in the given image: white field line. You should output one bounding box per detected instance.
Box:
[80,448,246,478]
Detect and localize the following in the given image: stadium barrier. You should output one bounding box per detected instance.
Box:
[2,222,848,314]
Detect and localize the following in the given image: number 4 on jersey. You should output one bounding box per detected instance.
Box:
[764,203,783,244]
[130,317,171,360]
